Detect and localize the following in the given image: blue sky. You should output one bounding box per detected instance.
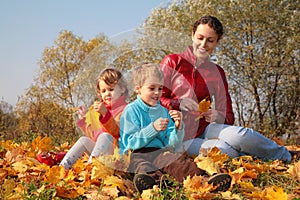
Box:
[0,0,169,106]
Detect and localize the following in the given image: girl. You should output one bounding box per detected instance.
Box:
[60,68,128,169]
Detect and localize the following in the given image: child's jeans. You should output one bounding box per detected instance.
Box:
[60,133,114,169]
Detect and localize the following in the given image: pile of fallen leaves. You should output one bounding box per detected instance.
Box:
[0,136,299,200]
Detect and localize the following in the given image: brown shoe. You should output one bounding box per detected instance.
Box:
[133,174,157,193]
[208,173,232,192]
[289,151,300,161]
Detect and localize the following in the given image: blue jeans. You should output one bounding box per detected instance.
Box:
[179,123,291,162]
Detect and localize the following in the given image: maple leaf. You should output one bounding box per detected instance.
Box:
[141,185,160,200]
[12,161,27,173]
[206,147,229,165]
[247,186,288,200]
[243,162,268,173]
[220,191,242,200]
[85,105,101,131]
[44,165,65,184]
[31,135,53,152]
[195,97,211,121]
[91,158,114,180]
[183,175,218,199]
[104,175,126,191]
[195,156,220,176]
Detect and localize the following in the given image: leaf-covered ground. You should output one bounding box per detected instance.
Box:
[0,136,299,200]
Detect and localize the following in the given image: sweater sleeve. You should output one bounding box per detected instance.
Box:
[120,107,160,153]
[99,110,121,140]
[165,117,184,148]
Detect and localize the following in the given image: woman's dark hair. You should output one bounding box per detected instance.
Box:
[192,16,224,41]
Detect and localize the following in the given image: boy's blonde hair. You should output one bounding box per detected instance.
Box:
[96,68,128,101]
[133,63,164,87]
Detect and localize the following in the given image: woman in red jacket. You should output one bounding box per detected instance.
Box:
[160,16,294,161]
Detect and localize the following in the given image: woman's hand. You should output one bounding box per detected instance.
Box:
[169,110,183,130]
[93,101,107,116]
[179,98,198,112]
[202,109,222,123]
[153,118,169,131]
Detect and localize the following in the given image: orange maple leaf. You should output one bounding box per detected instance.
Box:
[195,97,211,121]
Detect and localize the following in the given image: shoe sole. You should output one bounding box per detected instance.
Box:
[133,173,156,193]
[208,173,232,192]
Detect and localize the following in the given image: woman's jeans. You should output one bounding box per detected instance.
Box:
[178,123,291,162]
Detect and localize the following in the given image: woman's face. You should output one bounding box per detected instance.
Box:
[192,23,219,58]
[98,80,124,105]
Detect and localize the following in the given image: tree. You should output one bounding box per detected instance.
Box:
[14,31,109,143]
[0,100,16,141]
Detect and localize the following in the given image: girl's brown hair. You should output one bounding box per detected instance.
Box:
[96,68,128,101]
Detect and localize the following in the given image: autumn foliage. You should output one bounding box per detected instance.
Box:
[1,136,299,199]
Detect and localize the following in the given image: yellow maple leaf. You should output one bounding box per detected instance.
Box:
[85,105,101,131]
[12,161,27,173]
[206,147,229,165]
[248,186,288,200]
[31,135,53,152]
[220,191,242,200]
[141,185,160,200]
[264,186,288,200]
[195,156,220,176]
[91,158,114,180]
[44,165,65,184]
[104,175,126,191]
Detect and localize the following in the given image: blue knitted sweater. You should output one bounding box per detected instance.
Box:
[119,95,184,154]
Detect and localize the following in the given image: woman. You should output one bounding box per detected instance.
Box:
[160,15,296,161]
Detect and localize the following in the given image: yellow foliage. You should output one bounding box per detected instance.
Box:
[247,186,288,200]
[91,158,114,180]
[31,135,53,152]
[0,136,299,199]
[44,165,65,184]
[12,161,28,173]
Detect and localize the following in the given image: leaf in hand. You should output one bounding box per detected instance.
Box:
[85,105,101,131]
[195,97,211,121]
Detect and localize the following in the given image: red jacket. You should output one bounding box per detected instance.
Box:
[160,46,234,140]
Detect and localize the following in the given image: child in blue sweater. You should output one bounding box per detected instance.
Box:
[119,63,231,194]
